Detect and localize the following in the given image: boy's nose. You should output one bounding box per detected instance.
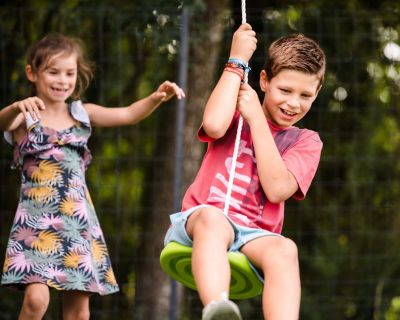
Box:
[287,96,301,109]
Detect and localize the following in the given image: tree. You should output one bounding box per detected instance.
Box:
[133,1,231,318]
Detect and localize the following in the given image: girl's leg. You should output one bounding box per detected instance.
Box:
[186,206,235,305]
[19,283,50,320]
[62,291,90,320]
[240,236,301,320]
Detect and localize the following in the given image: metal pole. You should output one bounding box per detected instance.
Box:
[170,6,190,320]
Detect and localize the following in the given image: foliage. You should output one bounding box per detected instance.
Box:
[0,0,184,318]
[1,0,400,319]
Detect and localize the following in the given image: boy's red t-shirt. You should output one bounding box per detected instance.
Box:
[181,113,322,234]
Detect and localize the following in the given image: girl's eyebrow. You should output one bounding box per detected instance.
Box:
[45,66,77,71]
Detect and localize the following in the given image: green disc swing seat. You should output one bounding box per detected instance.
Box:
[160,241,263,299]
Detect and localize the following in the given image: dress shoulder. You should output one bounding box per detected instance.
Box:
[70,100,91,127]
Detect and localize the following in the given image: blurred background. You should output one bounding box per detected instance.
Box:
[1,0,400,319]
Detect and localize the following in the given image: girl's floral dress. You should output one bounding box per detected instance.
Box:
[1,101,119,295]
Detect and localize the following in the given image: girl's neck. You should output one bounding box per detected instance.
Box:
[37,95,69,113]
[35,96,75,130]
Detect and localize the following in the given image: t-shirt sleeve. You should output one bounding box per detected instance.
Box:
[282,130,323,200]
[198,125,214,142]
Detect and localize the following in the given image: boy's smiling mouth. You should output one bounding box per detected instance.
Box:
[280,108,297,116]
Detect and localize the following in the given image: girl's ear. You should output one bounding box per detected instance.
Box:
[259,70,269,92]
[25,65,36,82]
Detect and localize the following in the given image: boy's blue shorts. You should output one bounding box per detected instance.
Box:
[163,204,282,282]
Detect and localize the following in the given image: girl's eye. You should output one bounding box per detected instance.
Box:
[280,88,290,93]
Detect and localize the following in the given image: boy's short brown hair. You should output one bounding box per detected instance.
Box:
[264,33,326,86]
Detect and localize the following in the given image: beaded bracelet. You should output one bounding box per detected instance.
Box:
[227,58,251,74]
[224,66,244,81]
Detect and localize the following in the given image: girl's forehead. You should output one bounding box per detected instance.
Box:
[45,51,78,68]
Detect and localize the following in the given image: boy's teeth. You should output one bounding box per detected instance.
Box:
[283,109,295,116]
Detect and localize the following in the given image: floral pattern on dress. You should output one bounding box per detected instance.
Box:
[1,101,119,295]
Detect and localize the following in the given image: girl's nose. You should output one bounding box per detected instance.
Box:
[57,74,67,83]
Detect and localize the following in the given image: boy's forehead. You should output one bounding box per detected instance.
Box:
[273,69,321,91]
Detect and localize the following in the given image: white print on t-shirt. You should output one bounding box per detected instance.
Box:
[206,138,259,214]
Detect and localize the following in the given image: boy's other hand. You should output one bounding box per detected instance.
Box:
[237,83,263,122]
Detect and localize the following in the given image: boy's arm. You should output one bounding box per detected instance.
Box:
[250,116,299,203]
[85,81,185,127]
[238,83,299,203]
[202,23,257,139]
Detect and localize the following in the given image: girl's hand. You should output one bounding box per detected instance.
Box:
[13,97,45,121]
[237,83,263,122]
[151,81,186,103]
[229,23,257,64]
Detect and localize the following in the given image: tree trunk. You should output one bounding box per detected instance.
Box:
[134,1,230,319]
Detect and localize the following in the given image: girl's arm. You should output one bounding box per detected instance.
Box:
[0,97,45,131]
[202,23,257,139]
[237,83,299,203]
[85,80,185,127]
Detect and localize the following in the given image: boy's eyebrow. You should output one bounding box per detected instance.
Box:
[278,85,316,96]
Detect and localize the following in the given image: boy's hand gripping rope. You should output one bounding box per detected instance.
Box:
[223,0,248,216]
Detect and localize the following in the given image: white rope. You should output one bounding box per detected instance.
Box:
[223,0,247,216]
[241,0,247,24]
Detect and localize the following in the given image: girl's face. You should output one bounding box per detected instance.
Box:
[26,52,78,104]
[260,69,321,128]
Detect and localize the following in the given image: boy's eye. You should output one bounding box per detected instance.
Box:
[280,88,290,93]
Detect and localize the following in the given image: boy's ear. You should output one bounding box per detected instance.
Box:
[25,65,36,82]
[315,83,322,96]
[259,70,269,92]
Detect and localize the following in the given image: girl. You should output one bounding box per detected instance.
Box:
[0,33,185,320]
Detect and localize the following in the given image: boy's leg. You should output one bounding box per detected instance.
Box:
[240,236,300,320]
[185,206,235,305]
[62,291,90,320]
[19,283,50,320]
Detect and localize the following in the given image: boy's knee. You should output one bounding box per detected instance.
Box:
[279,238,299,262]
[191,207,227,229]
[187,206,233,241]
[263,238,299,266]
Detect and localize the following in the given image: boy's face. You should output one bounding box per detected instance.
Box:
[260,69,321,128]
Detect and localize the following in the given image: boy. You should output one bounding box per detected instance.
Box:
[164,23,325,319]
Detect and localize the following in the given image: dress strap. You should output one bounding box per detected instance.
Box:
[70,100,90,126]
[26,112,40,130]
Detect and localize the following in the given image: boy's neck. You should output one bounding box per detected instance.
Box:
[266,117,293,131]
